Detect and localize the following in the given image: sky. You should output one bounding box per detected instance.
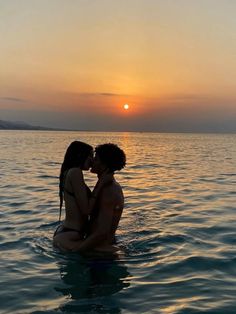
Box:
[0,0,236,132]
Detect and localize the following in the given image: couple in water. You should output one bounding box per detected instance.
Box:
[53,141,126,255]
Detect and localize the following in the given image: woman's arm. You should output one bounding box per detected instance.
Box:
[67,168,110,215]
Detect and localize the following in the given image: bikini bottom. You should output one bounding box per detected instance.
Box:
[54,224,83,238]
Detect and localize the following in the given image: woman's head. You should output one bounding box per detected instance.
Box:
[62,141,93,171]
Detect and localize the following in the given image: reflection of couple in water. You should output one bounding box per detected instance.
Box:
[53,141,126,256]
[55,256,130,311]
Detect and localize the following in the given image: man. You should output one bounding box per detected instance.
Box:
[55,143,126,254]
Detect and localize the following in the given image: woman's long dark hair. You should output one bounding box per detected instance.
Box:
[59,141,93,221]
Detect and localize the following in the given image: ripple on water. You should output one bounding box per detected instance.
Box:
[0,132,236,314]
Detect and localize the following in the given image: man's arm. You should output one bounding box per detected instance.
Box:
[71,189,115,252]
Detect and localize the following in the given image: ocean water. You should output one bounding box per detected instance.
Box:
[0,130,236,314]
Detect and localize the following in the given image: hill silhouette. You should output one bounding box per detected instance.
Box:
[0,119,55,130]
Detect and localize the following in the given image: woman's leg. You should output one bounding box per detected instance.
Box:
[53,231,82,251]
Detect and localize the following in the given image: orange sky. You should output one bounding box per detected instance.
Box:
[0,0,236,131]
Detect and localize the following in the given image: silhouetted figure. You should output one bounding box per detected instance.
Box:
[54,143,126,255]
[53,141,110,244]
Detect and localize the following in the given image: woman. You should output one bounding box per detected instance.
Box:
[53,141,106,246]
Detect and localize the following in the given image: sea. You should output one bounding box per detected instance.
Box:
[0,130,236,314]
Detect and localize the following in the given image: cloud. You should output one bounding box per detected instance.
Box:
[0,97,26,103]
[164,93,209,102]
[98,93,124,97]
[73,92,129,97]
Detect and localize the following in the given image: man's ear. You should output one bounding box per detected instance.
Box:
[99,162,109,173]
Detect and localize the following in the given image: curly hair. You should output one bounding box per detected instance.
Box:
[95,143,126,172]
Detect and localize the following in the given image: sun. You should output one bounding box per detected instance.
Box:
[124,104,129,110]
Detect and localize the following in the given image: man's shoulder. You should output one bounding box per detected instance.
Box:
[100,181,123,202]
[102,180,122,192]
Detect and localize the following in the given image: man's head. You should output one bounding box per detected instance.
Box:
[91,143,126,174]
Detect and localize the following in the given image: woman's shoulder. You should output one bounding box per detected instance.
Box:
[66,167,83,178]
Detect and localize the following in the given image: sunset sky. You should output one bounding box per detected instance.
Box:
[1,0,236,132]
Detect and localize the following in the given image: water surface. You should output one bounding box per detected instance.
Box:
[0,131,236,313]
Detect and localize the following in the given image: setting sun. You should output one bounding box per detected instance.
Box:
[124,104,129,110]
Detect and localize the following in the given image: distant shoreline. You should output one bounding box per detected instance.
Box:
[1,119,235,134]
[0,128,235,134]
[0,119,62,131]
